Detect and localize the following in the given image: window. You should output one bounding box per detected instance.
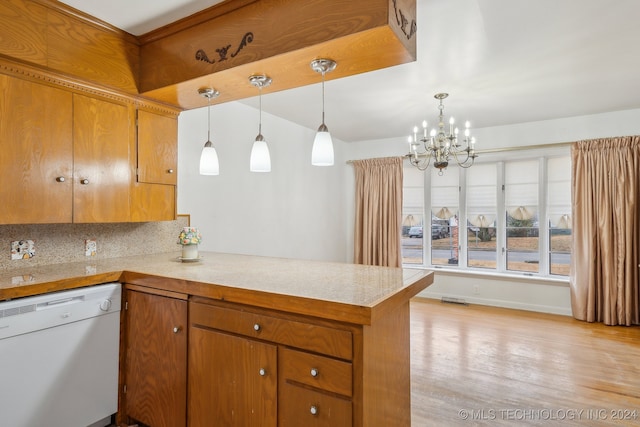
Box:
[403,150,572,279]
[401,166,424,265]
[505,160,539,273]
[547,156,572,275]
[431,167,459,266]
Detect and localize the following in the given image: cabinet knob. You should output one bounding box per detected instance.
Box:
[259,368,266,376]
[173,326,181,333]
[310,368,319,377]
[167,169,174,174]
[253,323,261,332]
[310,405,318,416]
[80,178,90,185]
[55,176,66,183]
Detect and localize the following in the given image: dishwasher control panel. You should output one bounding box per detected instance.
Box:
[0,282,121,340]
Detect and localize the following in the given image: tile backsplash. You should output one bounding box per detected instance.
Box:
[0,217,188,271]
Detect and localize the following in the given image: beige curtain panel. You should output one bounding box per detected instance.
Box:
[353,157,403,267]
[570,136,640,326]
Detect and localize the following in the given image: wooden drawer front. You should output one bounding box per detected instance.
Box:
[190,302,352,360]
[279,381,352,427]
[280,348,352,397]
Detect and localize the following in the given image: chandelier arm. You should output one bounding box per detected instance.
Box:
[410,150,433,171]
[449,148,475,168]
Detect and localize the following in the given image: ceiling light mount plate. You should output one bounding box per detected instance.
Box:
[434,93,449,100]
[198,87,220,99]
[249,74,272,89]
[310,59,337,75]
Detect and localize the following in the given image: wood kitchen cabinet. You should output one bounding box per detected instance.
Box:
[189,298,355,427]
[73,93,132,223]
[136,109,177,186]
[122,286,188,427]
[189,327,278,426]
[0,64,178,224]
[131,108,178,221]
[0,74,134,224]
[0,74,73,224]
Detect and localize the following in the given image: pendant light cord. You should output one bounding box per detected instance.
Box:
[321,71,326,125]
[207,96,211,141]
[259,85,263,135]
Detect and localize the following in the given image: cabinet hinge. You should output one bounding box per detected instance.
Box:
[123,384,127,393]
[125,301,128,310]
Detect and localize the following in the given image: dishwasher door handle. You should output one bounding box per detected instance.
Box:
[37,296,84,310]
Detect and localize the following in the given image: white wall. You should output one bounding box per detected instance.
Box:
[177,102,348,262]
[345,108,640,315]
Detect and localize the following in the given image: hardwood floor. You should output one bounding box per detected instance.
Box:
[410,298,640,426]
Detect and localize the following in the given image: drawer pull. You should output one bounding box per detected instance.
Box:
[173,326,181,333]
[259,368,266,376]
[310,405,318,416]
[253,323,261,332]
[310,368,319,377]
[55,176,65,183]
[80,178,90,185]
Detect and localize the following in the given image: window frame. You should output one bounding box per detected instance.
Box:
[401,146,571,282]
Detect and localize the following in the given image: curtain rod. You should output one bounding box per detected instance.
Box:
[346,141,573,164]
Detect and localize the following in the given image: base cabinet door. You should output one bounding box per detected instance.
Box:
[124,289,187,427]
[189,327,277,427]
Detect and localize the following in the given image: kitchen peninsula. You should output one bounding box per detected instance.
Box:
[0,252,433,427]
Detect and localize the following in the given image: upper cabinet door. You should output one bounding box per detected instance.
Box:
[0,74,73,224]
[137,110,177,186]
[73,94,131,223]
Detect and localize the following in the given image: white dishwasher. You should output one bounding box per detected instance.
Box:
[0,283,122,427]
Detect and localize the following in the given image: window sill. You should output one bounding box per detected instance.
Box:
[404,264,570,287]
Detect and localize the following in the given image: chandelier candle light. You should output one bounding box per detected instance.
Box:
[178,227,202,260]
[408,93,477,174]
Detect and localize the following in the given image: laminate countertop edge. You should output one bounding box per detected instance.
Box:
[0,251,434,325]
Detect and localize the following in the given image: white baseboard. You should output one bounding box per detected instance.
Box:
[417,291,573,316]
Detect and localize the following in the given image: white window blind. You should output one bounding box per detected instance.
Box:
[548,156,571,228]
[466,163,497,227]
[431,166,459,219]
[505,160,538,219]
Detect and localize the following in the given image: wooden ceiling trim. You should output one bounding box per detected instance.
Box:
[138,0,416,108]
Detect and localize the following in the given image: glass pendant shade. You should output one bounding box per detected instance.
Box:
[250,134,271,172]
[199,141,219,175]
[311,124,334,166]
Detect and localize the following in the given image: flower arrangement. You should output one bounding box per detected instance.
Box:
[178,227,202,245]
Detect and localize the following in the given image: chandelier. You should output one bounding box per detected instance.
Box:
[407,93,477,174]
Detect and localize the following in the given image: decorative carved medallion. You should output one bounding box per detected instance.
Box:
[392,0,416,40]
[195,32,254,64]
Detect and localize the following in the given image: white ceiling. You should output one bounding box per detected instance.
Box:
[59,0,640,143]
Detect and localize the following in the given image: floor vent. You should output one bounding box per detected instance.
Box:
[441,297,469,306]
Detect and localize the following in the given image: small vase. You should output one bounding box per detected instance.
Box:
[182,244,198,260]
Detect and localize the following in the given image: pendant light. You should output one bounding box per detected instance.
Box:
[310,58,337,166]
[248,74,272,172]
[198,87,220,175]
